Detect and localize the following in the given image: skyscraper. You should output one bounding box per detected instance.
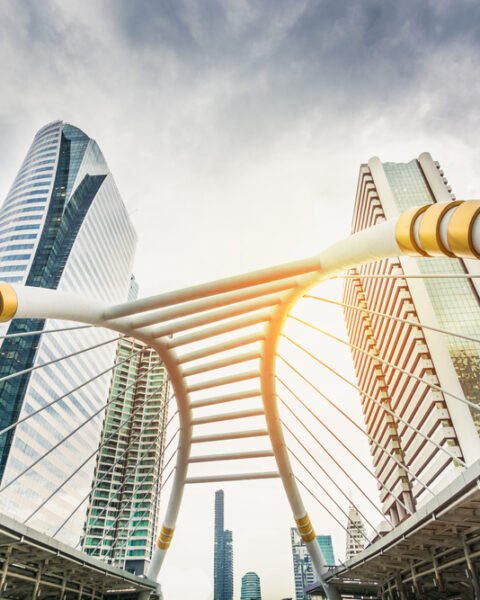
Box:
[214,490,234,600]
[345,505,366,560]
[81,335,169,574]
[316,536,335,567]
[240,571,261,600]
[0,121,136,544]
[343,153,480,524]
[291,528,335,599]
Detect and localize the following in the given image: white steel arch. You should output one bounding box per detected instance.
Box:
[1,200,479,600]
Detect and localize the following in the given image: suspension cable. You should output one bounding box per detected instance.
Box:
[289,315,480,415]
[283,422,377,542]
[289,445,371,548]
[295,475,352,537]
[23,381,168,526]
[280,335,467,469]
[278,396,393,524]
[0,334,123,385]
[54,407,177,539]
[305,294,480,347]
[75,426,179,550]
[0,346,143,438]
[0,323,92,340]
[277,361,434,498]
[0,362,162,494]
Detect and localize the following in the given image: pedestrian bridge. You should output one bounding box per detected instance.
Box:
[0,200,479,599]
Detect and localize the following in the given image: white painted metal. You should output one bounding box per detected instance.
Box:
[181,350,261,376]
[124,277,300,329]
[191,430,269,443]
[190,389,261,409]
[186,371,259,393]
[191,408,264,426]
[167,310,272,347]
[8,208,477,598]
[178,332,265,363]
[188,450,274,463]
[185,472,280,484]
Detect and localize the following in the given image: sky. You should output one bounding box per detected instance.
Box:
[1,1,480,599]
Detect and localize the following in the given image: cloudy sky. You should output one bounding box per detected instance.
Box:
[1,1,480,599]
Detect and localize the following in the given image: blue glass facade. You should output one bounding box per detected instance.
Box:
[0,121,136,545]
[214,490,234,600]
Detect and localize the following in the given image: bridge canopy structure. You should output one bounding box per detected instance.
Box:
[0,200,479,599]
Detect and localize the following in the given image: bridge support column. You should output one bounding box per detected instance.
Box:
[410,561,421,597]
[261,278,341,600]
[433,556,445,593]
[394,574,407,600]
[463,536,480,599]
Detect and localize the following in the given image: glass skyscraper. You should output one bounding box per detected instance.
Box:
[343,152,480,523]
[240,571,261,600]
[0,121,136,545]
[290,529,336,600]
[214,489,234,600]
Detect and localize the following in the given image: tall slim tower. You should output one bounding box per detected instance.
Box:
[82,277,169,574]
[343,153,480,524]
[240,571,261,600]
[0,121,136,544]
[214,490,234,600]
[345,505,366,560]
[81,337,169,574]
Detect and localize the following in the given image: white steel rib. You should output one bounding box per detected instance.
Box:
[4,201,480,600]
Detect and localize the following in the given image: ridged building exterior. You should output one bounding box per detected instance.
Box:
[240,571,261,600]
[81,335,169,574]
[214,489,234,600]
[345,505,366,560]
[0,121,136,544]
[343,153,480,524]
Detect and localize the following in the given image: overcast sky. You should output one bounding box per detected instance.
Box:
[1,1,480,599]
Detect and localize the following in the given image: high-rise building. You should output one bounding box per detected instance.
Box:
[291,528,335,599]
[240,571,261,600]
[316,535,335,567]
[345,505,366,560]
[343,153,480,524]
[214,490,234,600]
[81,331,170,574]
[0,121,136,544]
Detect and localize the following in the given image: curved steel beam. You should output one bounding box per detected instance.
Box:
[0,200,478,595]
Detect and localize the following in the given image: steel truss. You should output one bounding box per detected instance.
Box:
[0,200,479,599]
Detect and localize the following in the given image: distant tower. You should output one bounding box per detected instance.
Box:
[316,536,335,567]
[345,504,366,560]
[214,490,234,600]
[240,571,261,600]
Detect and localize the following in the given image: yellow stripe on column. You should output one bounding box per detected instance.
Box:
[157,525,175,550]
[448,200,480,259]
[418,201,463,257]
[395,206,429,257]
[301,529,317,543]
[295,514,316,542]
[0,283,17,323]
[295,514,310,528]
